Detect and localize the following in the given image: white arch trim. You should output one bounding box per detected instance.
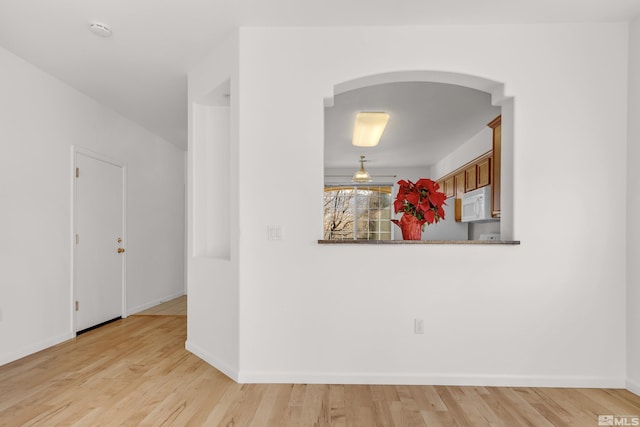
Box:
[325,70,509,107]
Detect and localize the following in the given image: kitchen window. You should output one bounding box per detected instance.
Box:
[323,185,393,240]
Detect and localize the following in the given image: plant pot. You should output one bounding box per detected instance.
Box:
[391,214,426,241]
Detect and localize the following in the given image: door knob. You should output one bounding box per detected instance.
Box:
[117,248,125,253]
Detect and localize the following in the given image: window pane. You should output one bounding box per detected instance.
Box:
[324,185,392,241]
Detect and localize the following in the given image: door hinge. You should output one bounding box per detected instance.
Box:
[75,301,79,311]
[76,167,79,178]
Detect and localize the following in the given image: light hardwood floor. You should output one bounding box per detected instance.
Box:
[135,295,187,316]
[1,297,639,426]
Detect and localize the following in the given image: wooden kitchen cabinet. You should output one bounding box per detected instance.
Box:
[435,150,493,222]
[454,171,465,198]
[436,178,452,197]
[454,171,465,222]
[477,157,490,188]
[465,165,477,192]
[443,176,454,197]
[488,115,501,217]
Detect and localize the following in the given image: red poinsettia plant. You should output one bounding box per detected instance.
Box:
[391,178,447,233]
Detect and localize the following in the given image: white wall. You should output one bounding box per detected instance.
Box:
[627,16,640,396]
[186,32,240,379]
[224,24,629,386]
[0,46,185,366]
[431,126,493,180]
[192,104,231,259]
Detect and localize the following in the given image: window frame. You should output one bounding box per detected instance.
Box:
[323,183,394,241]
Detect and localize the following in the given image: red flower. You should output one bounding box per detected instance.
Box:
[424,209,436,224]
[393,198,405,213]
[427,190,447,208]
[391,178,447,227]
[415,178,438,193]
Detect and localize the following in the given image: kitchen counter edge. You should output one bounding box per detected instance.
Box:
[317,239,520,245]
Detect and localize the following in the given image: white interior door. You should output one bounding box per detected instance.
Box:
[75,152,125,332]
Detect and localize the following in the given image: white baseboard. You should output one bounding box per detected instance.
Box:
[0,332,74,367]
[127,291,185,316]
[627,378,640,396]
[235,371,627,388]
[185,340,239,382]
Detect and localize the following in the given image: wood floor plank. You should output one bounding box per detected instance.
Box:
[491,387,559,426]
[219,384,268,426]
[343,385,359,427]
[252,383,292,426]
[396,385,428,426]
[198,381,245,426]
[477,386,525,427]
[1,306,639,426]
[436,385,477,426]
[387,400,408,427]
[328,384,347,426]
[300,384,330,426]
[458,386,506,427]
[134,295,187,316]
[518,387,574,426]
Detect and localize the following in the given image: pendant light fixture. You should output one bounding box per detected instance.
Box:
[352,155,372,183]
[352,112,390,147]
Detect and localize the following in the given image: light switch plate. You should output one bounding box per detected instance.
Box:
[267,225,283,241]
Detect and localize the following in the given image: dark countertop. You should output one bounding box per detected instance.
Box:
[317,239,520,245]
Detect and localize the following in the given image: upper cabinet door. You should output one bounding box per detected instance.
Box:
[465,165,477,192]
[443,176,455,197]
[477,157,490,188]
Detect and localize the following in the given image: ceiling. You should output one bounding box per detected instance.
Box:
[1,1,639,151]
[324,82,500,169]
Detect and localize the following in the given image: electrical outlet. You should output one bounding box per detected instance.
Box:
[414,318,424,334]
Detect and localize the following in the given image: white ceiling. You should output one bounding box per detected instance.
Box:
[1,1,639,150]
[324,82,500,169]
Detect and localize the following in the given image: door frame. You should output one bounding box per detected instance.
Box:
[71,146,128,335]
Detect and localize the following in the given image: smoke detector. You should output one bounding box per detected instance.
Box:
[89,23,112,38]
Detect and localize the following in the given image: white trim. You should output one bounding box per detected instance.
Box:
[332,71,505,102]
[235,371,627,388]
[121,164,128,318]
[71,146,128,333]
[627,378,640,396]
[184,152,188,295]
[185,340,239,382]
[0,332,74,368]
[127,291,185,316]
[69,147,76,334]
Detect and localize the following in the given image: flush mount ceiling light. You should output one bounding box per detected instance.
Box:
[352,155,372,183]
[352,112,390,147]
[89,22,112,38]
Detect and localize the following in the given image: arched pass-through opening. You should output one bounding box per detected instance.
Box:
[324,70,514,241]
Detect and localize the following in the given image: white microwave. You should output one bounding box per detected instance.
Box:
[461,185,492,222]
